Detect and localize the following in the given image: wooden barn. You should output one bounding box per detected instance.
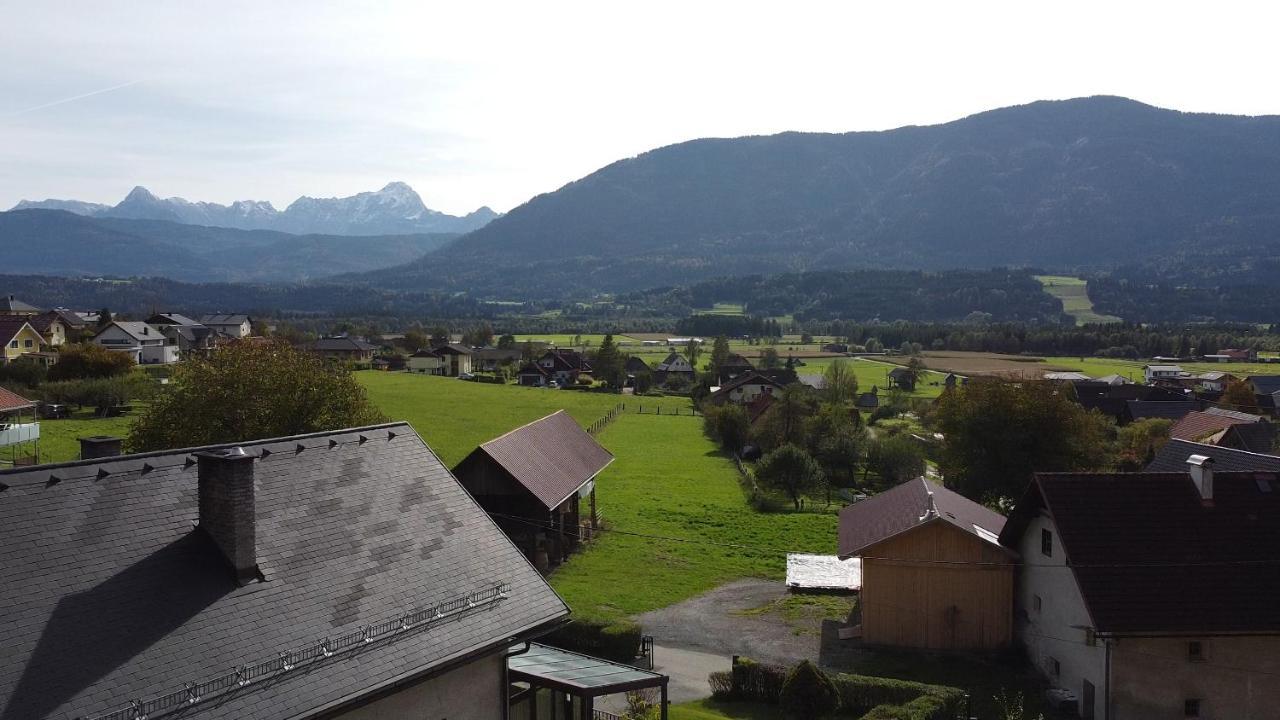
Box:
[453,411,613,571]
[838,478,1015,650]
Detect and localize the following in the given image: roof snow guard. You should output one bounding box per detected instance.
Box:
[81,584,510,720]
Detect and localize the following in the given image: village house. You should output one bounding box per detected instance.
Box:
[837,478,1014,650]
[1146,437,1280,473]
[311,336,378,363]
[198,313,253,339]
[717,353,755,383]
[407,348,445,374]
[0,294,41,317]
[708,370,786,406]
[1246,375,1280,417]
[471,346,523,374]
[92,321,180,364]
[0,423,591,720]
[0,318,45,364]
[430,343,473,376]
[1143,363,1185,383]
[28,310,80,347]
[452,411,613,571]
[1000,461,1280,719]
[1169,409,1268,446]
[888,366,916,392]
[654,351,696,385]
[147,313,218,353]
[519,349,592,387]
[1194,370,1237,394]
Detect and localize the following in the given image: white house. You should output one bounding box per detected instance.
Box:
[708,371,785,406]
[1000,460,1280,719]
[93,321,179,364]
[199,313,252,339]
[1143,364,1184,383]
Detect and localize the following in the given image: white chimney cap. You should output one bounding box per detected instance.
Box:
[1187,454,1213,468]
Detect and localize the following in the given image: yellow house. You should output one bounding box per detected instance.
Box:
[0,319,45,364]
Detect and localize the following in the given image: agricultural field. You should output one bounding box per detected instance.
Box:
[355,371,625,466]
[693,303,747,316]
[915,351,1280,381]
[549,413,837,621]
[510,333,638,347]
[1035,275,1122,325]
[793,356,951,399]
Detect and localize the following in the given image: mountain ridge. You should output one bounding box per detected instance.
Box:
[12,181,499,236]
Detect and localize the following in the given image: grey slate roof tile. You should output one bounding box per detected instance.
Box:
[0,422,568,720]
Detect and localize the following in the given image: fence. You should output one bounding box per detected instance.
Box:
[592,710,622,720]
[587,403,626,435]
[632,403,699,417]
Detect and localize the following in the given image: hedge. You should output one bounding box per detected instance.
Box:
[541,618,642,664]
[857,694,953,720]
[831,673,964,717]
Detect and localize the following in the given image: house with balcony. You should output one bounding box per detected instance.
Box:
[0,318,45,364]
[92,321,179,364]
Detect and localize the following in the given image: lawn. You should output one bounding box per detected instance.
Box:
[1035,275,1122,325]
[549,413,837,621]
[35,408,136,464]
[355,372,626,466]
[671,699,784,719]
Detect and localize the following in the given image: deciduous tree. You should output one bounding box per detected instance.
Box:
[48,343,135,381]
[822,359,858,406]
[756,444,824,510]
[1221,379,1259,413]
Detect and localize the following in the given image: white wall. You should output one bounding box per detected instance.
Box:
[333,651,504,720]
[1013,513,1106,718]
[1111,636,1280,719]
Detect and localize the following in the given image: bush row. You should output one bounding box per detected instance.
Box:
[541,618,642,664]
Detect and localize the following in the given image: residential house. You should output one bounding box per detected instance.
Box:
[1219,422,1277,454]
[0,294,40,316]
[147,313,217,353]
[311,336,378,363]
[0,423,577,720]
[1094,374,1132,386]
[0,386,39,466]
[797,374,825,390]
[93,321,179,364]
[624,355,652,377]
[452,411,613,570]
[1123,399,1199,424]
[1247,376,1280,416]
[707,371,786,406]
[199,313,253,338]
[516,362,553,386]
[1044,371,1093,382]
[1146,437,1280,473]
[717,353,755,384]
[1195,371,1237,394]
[654,351,696,386]
[838,478,1014,649]
[0,318,45,364]
[1143,363,1185,383]
[1000,463,1280,719]
[471,347,523,374]
[1169,410,1266,445]
[28,311,76,347]
[888,366,916,392]
[523,349,592,387]
[432,343,473,376]
[408,348,446,375]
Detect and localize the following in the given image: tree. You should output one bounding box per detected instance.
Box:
[865,434,926,485]
[401,328,430,353]
[428,326,450,348]
[752,384,820,451]
[1221,379,1259,413]
[756,444,824,510]
[864,337,883,353]
[591,334,625,388]
[805,404,865,488]
[935,378,1112,501]
[703,403,751,453]
[48,343,135,381]
[96,308,113,328]
[685,338,702,369]
[1114,418,1172,471]
[822,359,858,406]
[709,335,731,379]
[462,323,494,348]
[128,340,384,452]
[497,333,517,350]
[779,660,839,719]
[760,347,781,369]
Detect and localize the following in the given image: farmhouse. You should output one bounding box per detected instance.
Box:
[471,346,522,373]
[310,336,378,363]
[28,310,76,347]
[717,353,755,383]
[1195,371,1237,393]
[654,351,696,385]
[0,423,576,720]
[522,349,592,387]
[887,366,916,391]
[707,371,785,406]
[837,478,1014,650]
[431,342,473,376]
[1000,463,1280,719]
[0,318,45,364]
[452,411,613,571]
[92,321,179,364]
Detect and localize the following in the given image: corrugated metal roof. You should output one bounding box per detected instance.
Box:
[470,410,614,509]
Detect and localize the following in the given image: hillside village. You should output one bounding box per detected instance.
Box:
[3,290,1280,720]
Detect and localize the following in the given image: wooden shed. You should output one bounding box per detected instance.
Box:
[838,478,1015,650]
[453,411,613,571]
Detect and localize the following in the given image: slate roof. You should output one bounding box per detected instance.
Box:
[0,318,37,345]
[0,423,568,720]
[1000,471,1280,635]
[0,386,35,412]
[1146,438,1280,473]
[199,314,250,326]
[1169,410,1258,443]
[458,411,614,509]
[0,295,40,313]
[1220,423,1277,455]
[98,321,165,343]
[147,313,201,326]
[312,336,378,352]
[838,478,1010,559]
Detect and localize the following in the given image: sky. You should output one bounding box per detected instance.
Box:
[3,1,1279,215]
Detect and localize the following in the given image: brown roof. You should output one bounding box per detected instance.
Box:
[466,411,613,509]
[1169,410,1259,442]
[0,386,35,412]
[1001,471,1280,635]
[838,478,1009,559]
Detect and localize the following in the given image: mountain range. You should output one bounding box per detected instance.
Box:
[12,182,499,236]
[358,96,1280,296]
[0,209,456,283]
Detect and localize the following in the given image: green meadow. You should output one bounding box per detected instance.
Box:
[1035,275,1122,325]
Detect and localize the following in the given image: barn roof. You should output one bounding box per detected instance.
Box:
[838,478,1009,559]
[0,423,567,720]
[464,411,613,509]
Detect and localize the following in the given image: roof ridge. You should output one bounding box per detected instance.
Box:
[480,410,569,449]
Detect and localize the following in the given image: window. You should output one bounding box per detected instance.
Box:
[1032,595,1042,613]
[1188,641,1204,662]
[7,340,15,349]
[1041,528,1053,557]
[1184,699,1201,717]
[23,339,33,348]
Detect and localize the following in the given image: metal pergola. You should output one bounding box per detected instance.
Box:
[508,643,668,720]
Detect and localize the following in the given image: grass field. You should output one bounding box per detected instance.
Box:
[549,413,837,621]
[671,700,783,719]
[693,303,747,316]
[34,408,136,464]
[1035,275,1122,325]
[355,372,627,466]
[794,357,950,398]
[510,333,638,347]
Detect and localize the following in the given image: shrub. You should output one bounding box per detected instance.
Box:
[728,657,787,703]
[542,618,642,664]
[831,673,964,719]
[703,403,750,452]
[779,660,840,719]
[859,694,952,720]
[708,671,733,699]
[48,343,135,381]
[0,359,47,387]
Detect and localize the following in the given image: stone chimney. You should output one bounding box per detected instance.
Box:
[1187,454,1214,503]
[196,447,260,584]
[79,435,123,459]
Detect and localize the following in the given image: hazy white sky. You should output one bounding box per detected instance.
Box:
[3,1,1279,214]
